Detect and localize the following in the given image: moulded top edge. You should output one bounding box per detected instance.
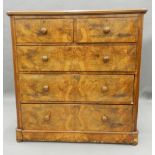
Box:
[7,9,147,16]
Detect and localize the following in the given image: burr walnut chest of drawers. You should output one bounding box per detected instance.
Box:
[8,9,147,144]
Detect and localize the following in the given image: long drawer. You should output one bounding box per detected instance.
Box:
[19,74,134,103]
[21,104,133,132]
[17,45,136,72]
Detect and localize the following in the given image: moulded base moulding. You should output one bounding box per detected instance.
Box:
[16,128,138,145]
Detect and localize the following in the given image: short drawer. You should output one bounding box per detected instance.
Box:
[19,74,134,103]
[21,104,133,132]
[15,19,73,43]
[76,17,138,43]
[17,45,136,72]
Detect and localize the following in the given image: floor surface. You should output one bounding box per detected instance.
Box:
[3,96,152,155]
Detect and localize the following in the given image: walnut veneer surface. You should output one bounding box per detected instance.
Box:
[8,9,147,144]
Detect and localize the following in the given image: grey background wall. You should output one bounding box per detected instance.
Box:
[3,0,152,97]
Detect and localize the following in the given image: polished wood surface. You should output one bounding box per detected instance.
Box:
[7,9,147,15]
[21,104,133,132]
[15,19,73,43]
[19,74,134,102]
[8,10,146,144]
[20,130,138,144]
[17,45,136,71]
[76,18,138,42]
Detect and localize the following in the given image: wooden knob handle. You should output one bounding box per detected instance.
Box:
[103,56,110,63]
[44,112,51,121]
[102,86,108,92]
[103,26,110,34]
[42,55,48,62]
[40,27,47,34]
[102,115,108,121]
[43,85,49,92]
[73,74,80,81]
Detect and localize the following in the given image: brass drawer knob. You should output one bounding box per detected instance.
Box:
[103,26,110,34]
[43,85,49,92]
[102,115,108,121]
[102,86,108,92]
[44,112,51,121]
[103,56,110,63]
[40,27,47,34]
[42,55,48,62]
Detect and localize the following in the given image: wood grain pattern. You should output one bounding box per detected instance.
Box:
[19,74,134,103]
[10,16,23,129]
[76,18,138,43]
[133,15,144,131]
[8,10,146,144]
[17,45,136,71]
[21,104,133,132]
[17,129,138,144]
[15,19,73,43]
[13,15,140,21]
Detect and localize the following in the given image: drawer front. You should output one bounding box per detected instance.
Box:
[21,104,133,132]
[15,19,73,43]
[17,45,136,72]
[76,18,138,43]
[21,104,132,132]
[19,74,134,103]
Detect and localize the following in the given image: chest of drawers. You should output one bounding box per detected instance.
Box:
[8,9,147,144]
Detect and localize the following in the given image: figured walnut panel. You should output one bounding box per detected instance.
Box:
[21,104,133,132]
[17,45,136,72]
[15,19,73,43]
[76,17,138,43]
[19,74,134,103]
[21,131,138,144]
[8,10,146,144]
